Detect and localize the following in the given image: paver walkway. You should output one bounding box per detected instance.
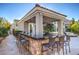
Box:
[0,34,29,55]
[0,35,19,55]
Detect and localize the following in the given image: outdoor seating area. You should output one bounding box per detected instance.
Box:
[0,3,79,59]
[12,4,74,55]
[0,4,79,55]
[15,32,72,55]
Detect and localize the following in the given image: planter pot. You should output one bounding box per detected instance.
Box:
[0,37,4,44]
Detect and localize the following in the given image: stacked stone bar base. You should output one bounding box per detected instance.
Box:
[16,34,49,55]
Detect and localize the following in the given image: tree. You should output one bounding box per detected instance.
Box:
[0,17,11,37]
[66,18,76,32]
[71,18,75,24]
[65,25,71,32]
[0,17,3,27]
[71,22,79,35]
[0,17,11,30]
[4,20,11,30]
[62,18,79,35]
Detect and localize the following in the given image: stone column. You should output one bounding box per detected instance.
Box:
[35,12,43,38]
[28,23,31,36]
[24,22,28,34]
[55,22,58,32]
[32,23,35,37]
[58,20,64,35]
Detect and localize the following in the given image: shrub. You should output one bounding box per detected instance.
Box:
[71,22,79,35]
[65,25,71,32]
[0,27,8,37]
[0,17,10,38]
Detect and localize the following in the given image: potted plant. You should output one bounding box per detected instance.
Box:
[44,24,55,36]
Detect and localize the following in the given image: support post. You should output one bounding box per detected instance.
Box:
[24,22,28,34]
[35,12,43,38]
[58,20,64,35]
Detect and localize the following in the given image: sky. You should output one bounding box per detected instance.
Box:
[0,3,79,23]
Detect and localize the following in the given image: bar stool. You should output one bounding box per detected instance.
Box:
[46,34,59,54]
[41,37,51,55]
[42,35,61,55]
[59,35,65,55]
[18,34,29,54]
[64,36,71,54]
[64,32,71,54]
[53,36,60,55]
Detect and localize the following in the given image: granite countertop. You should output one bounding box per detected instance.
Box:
[65,32,78,37]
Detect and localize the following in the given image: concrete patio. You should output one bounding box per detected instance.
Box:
[0,34,79,55]
[0,34,30,55]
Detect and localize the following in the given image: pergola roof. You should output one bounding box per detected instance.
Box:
[18,4,67,24]
[35,4,67,17]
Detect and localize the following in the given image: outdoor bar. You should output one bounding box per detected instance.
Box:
[15,4,67,55]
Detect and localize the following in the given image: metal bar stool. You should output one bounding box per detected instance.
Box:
[47,36,57,54]
[64,36,71,54]
[18,34,29,54]
[53,36,60,55]
[42,35,61,55]
[48,35,60,55]
[64,32,71,54]
[59,35,65,55]
[41,37,51,55]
